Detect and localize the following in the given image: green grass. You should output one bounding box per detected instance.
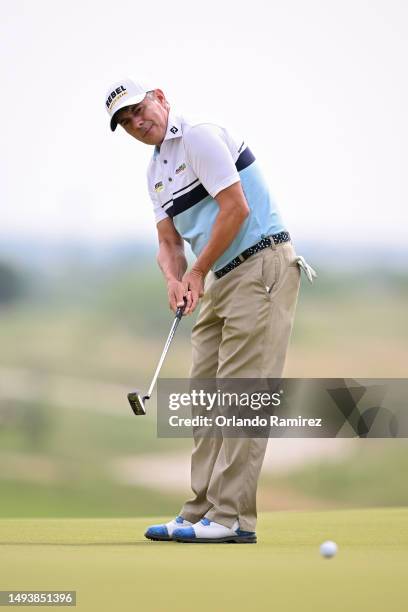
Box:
[43,402,190,458]
[269,442,408,507]
[0,480,181,518]
[0,508,407,612]
[0,306,193,381]
[0,397,190,458]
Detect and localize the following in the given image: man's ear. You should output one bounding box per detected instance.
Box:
[152,88,167,105]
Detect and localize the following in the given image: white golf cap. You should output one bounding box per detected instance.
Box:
[105,78,153,131]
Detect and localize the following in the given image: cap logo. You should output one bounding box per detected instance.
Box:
[154,181,164,192]
[106,85,127,111]
[170,126,178,134]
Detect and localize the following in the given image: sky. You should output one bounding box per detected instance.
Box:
[1,0,407,247]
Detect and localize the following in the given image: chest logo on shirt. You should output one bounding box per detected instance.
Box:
[175,162,186,175]
[154,181,164,192]
[170,126,178,134]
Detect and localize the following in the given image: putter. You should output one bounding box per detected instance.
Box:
[128,303,185,415]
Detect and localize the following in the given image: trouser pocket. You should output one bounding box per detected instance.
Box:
[261,243,303,298]
[260,249,280,294]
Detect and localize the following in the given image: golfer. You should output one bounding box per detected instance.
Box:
[105,78,316,543]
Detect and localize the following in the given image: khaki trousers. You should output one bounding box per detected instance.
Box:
[179,240,301,532]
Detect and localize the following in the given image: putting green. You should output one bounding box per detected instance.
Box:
[1,508,407,611]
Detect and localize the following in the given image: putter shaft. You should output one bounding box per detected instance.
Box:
[146,308,183,398]
[129,305,184,415]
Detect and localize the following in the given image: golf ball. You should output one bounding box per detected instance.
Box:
[320,540,338,558]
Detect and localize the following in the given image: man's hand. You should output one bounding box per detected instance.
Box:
[167,270,203,315]
[167,279,190,314]
[181,267,205,315]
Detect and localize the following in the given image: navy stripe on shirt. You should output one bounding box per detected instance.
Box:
[166,147,255,218]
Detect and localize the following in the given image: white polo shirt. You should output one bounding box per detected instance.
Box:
[147,111,286,272]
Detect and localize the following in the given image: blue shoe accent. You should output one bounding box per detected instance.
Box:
[200,518,211,526]
[146,525,169,538]
[236,529,256,537]
[175,516,185,524]
[173,527,196,539]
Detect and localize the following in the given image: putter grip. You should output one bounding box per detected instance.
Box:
[176,298,187,319]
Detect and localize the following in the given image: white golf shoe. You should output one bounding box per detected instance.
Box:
[172,517,257,543]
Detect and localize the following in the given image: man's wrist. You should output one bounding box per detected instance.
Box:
[165,274,182,284]
[191,261,209,277]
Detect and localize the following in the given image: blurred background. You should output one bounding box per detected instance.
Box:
[1,0,407,518]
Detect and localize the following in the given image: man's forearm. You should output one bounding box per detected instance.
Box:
[192,208,248,276]
[157,242,188,282]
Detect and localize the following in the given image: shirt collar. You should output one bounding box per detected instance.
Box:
[163,110,183,142]
[153,110,183,159]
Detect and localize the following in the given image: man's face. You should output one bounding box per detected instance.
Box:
[115,89,169,145]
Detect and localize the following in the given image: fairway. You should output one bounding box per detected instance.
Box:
[1,508,407,611]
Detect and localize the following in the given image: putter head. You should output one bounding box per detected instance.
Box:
[128,391,147,416]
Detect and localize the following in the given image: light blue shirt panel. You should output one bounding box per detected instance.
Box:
[173,160,286,272]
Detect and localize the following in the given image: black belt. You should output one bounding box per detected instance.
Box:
[214,231,291,279]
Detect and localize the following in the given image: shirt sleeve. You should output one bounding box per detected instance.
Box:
[146,176,169,224]
[151,191,169,224]
[183,124,240,198]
